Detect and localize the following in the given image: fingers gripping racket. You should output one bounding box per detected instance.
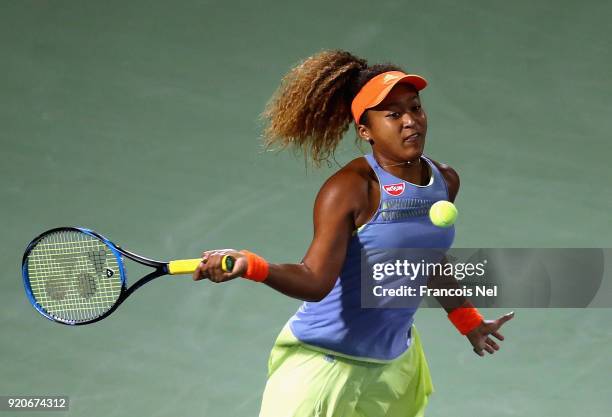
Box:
[21,227,235,325]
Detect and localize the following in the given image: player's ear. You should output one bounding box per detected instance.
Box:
[356,124,373,144]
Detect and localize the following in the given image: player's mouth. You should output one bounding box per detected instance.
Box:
[403,132,422,143]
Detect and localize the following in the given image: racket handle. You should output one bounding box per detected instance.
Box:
[168,259,202,275]
[168,256,236,275]
[221,255,235,272]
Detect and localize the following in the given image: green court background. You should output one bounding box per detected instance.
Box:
[1,0,611,416]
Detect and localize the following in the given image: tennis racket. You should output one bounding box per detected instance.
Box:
[21,227,235,325]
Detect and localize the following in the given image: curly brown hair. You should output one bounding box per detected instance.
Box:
[262,50,404,166]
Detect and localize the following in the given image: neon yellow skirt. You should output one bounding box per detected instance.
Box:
[258,323,433,417]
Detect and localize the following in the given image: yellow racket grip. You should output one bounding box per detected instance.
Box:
[168,256,235,275]
[168,259,202,275]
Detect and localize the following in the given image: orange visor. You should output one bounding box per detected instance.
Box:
[350,71,428,124]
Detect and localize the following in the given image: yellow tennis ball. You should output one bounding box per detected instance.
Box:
[429,200,458,227]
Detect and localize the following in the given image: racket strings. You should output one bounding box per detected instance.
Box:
[26,230,123,323]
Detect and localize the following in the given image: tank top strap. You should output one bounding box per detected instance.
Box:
[420,154,450,198]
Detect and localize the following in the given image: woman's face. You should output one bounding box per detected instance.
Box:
[359,83,427,162]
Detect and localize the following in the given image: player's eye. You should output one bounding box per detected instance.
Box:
[412,105,422,113]
[387,112,401,119]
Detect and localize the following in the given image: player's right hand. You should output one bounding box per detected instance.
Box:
[192,249,248,283]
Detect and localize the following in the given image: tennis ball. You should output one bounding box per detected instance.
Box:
[429,200,458,228]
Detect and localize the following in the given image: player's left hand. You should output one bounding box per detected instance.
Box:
[467,312,514,356]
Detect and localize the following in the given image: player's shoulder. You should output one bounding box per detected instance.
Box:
[427,157,460,201]
[329,156,372,187]
[428,158,459,180]
[316,156,371,203]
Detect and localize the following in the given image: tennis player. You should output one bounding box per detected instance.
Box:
[193,50,514,417]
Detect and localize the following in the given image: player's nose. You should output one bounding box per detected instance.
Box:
[402,112,415,127]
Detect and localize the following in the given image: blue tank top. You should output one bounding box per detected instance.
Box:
[288,153,455,362]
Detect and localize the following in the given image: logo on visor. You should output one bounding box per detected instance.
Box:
[383,73,401,84]
[383,182,405,196]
